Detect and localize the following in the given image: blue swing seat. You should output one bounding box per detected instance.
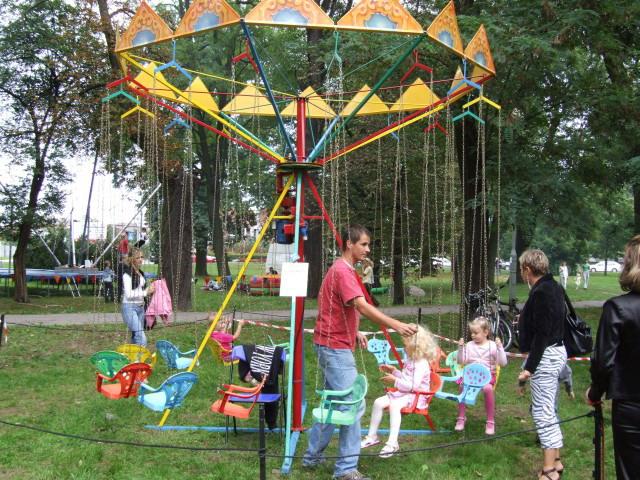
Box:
[156,340,196,370]
[435,362,491,406]
[138,372,198,412]
[312,374,368,426]
[366,337,405,366]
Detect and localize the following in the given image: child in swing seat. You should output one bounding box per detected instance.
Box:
[455,316,508,435]
[361,325,439,458]
[210,313,257,385]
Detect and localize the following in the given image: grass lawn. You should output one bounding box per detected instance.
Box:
[0,308,614,479]
[0,269,624,315]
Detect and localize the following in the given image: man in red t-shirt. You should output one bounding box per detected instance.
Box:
[304,225,416,480]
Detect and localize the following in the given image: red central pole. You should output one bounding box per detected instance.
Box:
[292,97,306,430]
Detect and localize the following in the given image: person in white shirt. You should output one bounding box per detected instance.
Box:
[120,248,155,346]
[559,261,569,289]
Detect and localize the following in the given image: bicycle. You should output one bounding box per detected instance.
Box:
[465,285,520,351]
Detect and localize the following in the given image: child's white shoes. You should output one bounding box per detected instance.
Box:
[485,420,495,435]
[360,435,380,449]
[379,442,399,459]
[454,417,466,432]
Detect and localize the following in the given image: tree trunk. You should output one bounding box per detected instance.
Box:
[160,168,193,310]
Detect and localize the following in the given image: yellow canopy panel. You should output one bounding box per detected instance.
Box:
[426,1,464,57]
[244,0,334,29]
[129,62,180,102]
[340,84,389,116]
[221,85,277,116]
[185,76,220,113]
[280,86,336,119]
[389,78,439,113]
[337,0,423,34]
[464,25,496,76]
[174,0,241,38]
[115,1,174,52]
[448,66,467,102]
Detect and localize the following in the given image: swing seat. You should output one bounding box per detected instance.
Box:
[429,347,451,376]
[210,376,268,420]
[138,372,198,412]
[312,374,368,426]
[435,362,491,406]
[96,362,153,400]
[156,340,196,370]
[439,351,464,384]
[367,337,405,366]
[90,351,130,378]
[385,371,442,431]
[208,339,239,368]
[116,344,157,368]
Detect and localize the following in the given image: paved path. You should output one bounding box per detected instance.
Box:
[4,300,604,326]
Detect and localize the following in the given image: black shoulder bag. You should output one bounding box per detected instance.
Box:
[563,290,593,357]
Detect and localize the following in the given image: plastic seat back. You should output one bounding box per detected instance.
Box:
[312,374,368,426]
[367,338,404,366]
[210,376,267,420]
[440,351,464,384]
[138,372,198,412]
[90,351,129,378]
[156,340,196,370]
[96,362,153,400]
[208,339,237,367]
[116,344,157,367]
[460,363,492,406]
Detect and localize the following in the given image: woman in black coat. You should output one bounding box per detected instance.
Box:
[588,235,640,479]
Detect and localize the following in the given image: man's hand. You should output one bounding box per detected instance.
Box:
[356,332,368,349]
[394,321,418,337]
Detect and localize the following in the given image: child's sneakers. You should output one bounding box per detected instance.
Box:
[379,442,399,459]
[360,435,380,449]
[485,420,495,435]
[454,417,466,432]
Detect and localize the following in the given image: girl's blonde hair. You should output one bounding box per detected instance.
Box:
[405,325,439,362]
[468,316,491,334]
[124,247,143,267]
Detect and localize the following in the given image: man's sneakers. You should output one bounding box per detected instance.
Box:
[334,470,371,480]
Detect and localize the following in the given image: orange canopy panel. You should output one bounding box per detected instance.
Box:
[337,0,423,34]
[129,62,180,102]
[185,76,220,113]
[221,85,277,116]
[464,25,496,76]
[340,84,389,116]
[115,1,174,52]
[389,78,439,113]
[425,1,464,57]
[280,86,336,119]
[244,0,334,29]
[174,0,241,38]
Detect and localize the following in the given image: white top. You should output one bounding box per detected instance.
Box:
[121,271,147,305]
[559,265,569,278]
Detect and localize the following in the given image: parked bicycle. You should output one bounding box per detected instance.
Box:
[465,284,520,351]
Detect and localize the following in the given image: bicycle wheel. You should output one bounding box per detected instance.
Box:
[502,309,519,349]
[496,313,513,351]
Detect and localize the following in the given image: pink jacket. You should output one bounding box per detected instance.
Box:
[145,278,172,327]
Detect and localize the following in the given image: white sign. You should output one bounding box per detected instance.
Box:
[279,262,309,297]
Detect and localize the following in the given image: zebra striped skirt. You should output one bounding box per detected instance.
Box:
[530,345,567,449]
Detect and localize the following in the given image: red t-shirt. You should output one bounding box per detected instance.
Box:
[118,237,129,254]
[314,259,365,350]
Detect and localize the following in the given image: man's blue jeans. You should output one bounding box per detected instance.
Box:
[304,345,364,477]
[121,303,146,346]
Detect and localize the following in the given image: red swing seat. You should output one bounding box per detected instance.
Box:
[385,371,442,431]
[96,362,153,400]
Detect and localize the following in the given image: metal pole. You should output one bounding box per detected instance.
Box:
[593,404,605,480]
[509,224,517,305]
[259,403,267,480]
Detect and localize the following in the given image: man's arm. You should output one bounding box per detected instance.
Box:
[353,297,416,337]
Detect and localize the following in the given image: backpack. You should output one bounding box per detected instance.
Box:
[562,290,593,357]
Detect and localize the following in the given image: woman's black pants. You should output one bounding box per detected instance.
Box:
[612,400,640,479]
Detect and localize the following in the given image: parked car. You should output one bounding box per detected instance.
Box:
[432,257,452,268]
[589,260,622,273]
[498,259,511,269]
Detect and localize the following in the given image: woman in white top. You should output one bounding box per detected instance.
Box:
[121,247,155,346]
[558,262,569,289]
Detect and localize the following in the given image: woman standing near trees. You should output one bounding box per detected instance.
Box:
[121,247,155,346]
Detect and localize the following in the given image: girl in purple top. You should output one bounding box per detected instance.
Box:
[455,316,508,435]
[361,325,439,458]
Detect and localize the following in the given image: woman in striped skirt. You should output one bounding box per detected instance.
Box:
[517,249,567,480]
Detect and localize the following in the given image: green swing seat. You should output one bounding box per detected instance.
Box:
[312,374,368,426]
[90,351,130,378]
[439,351,464,384]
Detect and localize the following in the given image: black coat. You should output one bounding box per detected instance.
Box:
[518,273,565,373]
[589,292,640,401]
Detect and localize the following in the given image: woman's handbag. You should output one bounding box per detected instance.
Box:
[563,290,593,357]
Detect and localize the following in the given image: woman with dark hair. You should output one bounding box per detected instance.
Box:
[517,249,567,480]
[587,235,640,479]
[121,247,154,346]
